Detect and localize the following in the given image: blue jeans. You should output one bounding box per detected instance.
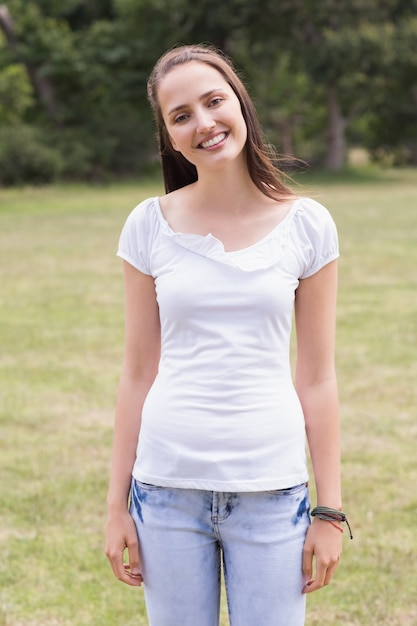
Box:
[130,480,310,626]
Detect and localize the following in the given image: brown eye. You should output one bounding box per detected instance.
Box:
[209,97,223,107]
[174,113,189,124]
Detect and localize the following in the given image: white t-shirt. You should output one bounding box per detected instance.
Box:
[117,196,339,491]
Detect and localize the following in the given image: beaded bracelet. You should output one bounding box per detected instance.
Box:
[310,506,353,540]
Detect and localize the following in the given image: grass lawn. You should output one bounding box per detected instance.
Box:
[0,168,416,625]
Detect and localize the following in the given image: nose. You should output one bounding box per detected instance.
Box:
[195,108,215,134]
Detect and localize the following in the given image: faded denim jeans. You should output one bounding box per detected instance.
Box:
[130,480,310,626]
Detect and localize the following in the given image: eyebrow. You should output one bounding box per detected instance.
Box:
[167,89,227,117]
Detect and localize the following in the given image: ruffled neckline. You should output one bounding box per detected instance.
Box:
[152,196,302,272]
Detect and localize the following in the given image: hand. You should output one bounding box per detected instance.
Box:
[302,517,342,593]
[105,510,143,586]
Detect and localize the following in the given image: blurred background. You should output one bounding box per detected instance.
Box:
[0,0,416,186]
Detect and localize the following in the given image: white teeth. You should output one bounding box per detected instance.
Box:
[201,133,226,149]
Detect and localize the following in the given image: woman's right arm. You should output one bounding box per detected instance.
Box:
[105,261,161,586]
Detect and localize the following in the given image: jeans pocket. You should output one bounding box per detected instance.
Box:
[266,482,308,496]
[135,480,166,491]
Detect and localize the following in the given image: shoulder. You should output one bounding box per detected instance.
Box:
[290,196,338,242]
[124,196,159,227]
[117,197,162,275]
[292,196,336,225]
[120,195,165,241]
[289,197,339,279]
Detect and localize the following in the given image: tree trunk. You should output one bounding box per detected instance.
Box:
[0,4,61,125]
[325,84,347,171]
[0,4,16,48]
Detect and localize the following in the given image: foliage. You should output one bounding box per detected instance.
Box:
[1,0,155,181]
[0,0,416,184]
[365,16,417,163]
[115,0,251,52]
[0,63,34,123]
[238,0,416,168]
[235,43,326,163]
[0,124,63,184]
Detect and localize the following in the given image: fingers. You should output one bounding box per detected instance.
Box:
[302,544,313,589]
[125,534,143,584]
[302,520,342,594]
[303,557,339,593]
[106,540,143,587]
[124,563,144,584]
[105,513,143,587]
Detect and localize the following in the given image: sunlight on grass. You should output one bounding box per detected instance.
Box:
[1,169,417,625]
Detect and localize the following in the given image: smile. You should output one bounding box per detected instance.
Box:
[199,132,228,149]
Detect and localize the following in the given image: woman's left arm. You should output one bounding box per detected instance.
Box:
[294,259,343,594]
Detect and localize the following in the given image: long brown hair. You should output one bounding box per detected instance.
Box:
[147,44,295,198]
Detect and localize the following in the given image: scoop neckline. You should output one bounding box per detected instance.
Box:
[154,196,302,255]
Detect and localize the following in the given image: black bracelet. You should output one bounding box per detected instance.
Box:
[311,506,353,540]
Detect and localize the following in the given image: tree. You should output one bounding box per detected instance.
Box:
[115,0,250,53]
[365,16,417,164]
[1,0,416,184]
[0,0,155,178]
[0,3,61,124]
[242,0,411,170]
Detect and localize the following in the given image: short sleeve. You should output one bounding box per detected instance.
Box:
[117,198,157,275]
[292,198,339,279]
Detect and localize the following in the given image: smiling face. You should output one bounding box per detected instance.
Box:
[156,61,248,172]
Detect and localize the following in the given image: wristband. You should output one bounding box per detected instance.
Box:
[311,506,353,539]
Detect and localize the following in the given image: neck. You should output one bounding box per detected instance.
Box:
[192,160,263,214]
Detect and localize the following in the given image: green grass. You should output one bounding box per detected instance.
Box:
[1,168,416,625]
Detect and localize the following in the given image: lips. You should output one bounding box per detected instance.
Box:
[199,132,228,149]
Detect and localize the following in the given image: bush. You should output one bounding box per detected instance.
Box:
[0,124,63,186]
[48,129,95,180]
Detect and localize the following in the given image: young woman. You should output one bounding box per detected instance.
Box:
[105,44,347,626]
